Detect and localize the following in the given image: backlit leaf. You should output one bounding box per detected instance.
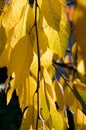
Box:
[2,0,27,36]
[8,35,33,86]
[54,80,65,111]
[39,0,69,57]
[46,90,66,130]
[41,48,53,69]
[8,3,29,48]
[39,79,50,121]
[30,52,38,79]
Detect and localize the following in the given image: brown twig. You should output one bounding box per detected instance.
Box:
[34,0,41,129]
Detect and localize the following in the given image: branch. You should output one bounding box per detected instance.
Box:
[53,60,77,71]
[53,63,86,113]
[34,0,40,129]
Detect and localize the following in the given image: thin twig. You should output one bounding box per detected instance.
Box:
[28,22,35,34]
[34,0,41,129]
[53,60,77,71]
[53,63,73,91]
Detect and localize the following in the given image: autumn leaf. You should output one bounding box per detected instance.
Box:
[0,0,5,15]
[74,109,86,130]
[73,0,86,61]
[54,80,65,111]
[2,0,27,36]
[0,20,7,54]
[38,0,70,57]
[45,89,66,130]
[39,79,50,121]
[8,35,33,86]
[8,3,29,48]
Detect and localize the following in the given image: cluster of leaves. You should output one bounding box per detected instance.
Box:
[0,0,86,130]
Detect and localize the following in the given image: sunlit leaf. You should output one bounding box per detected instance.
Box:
[43,68,52,87]
[8,3,29,48]
[8,35,33,86]
[2,0,27,36]
[41,48,53,69]
[54,80,65,111]
[43,68,55,100]
[41,13,69,57]
[30,52,38,79]
[46,90,66,130]
[8,76,37,129]
[40,0,61,30]
[20,105,37,130]
[37,0,70,57]
[33,12,48,54]
[39,79,50,121]
[77,59,85,76]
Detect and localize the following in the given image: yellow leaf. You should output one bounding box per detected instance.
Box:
[64,86,81,112]
[8,75,37,129]
[0,43,11,67]
[0,20,7,54]
[47,65,55,80]
[20,105,37,130]
[77,59,85,76]
[16,76,36,109]
[54,80,65,111]
[30,52,38,79]
[40,0,61,30]
[46,90,66,130]
[43,68,52,87]
[37,0,70,57]
[41,48,53,69]
[8,35,33,86]
[73,0,86,61]
[43,68,55,101]
[2,0,27,36]
[74,109,86,130]
[39,79,50,121]
[74,79,86,105]
[33,12,48,54]
[8,3,29,48]
[42,13,69,57]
